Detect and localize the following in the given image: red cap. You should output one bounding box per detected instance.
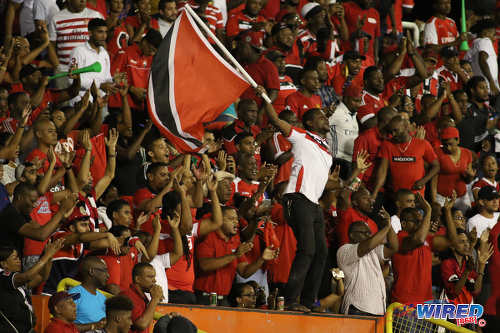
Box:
[238,30,263,49]
[66,204,90,224]
[344,83,363,98]
[422,49,439,62]
[440,127,459,140]
[49,292,80,314]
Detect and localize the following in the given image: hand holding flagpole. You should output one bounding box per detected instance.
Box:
[184,5,272,104]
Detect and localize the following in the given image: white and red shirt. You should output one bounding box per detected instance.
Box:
[284,127,332,203]
[436,65,462,92]
[268,132,294,184]
[273,75,297,113]
[357,90,386,123]
[48,8,104,70]
[423,16,458,46]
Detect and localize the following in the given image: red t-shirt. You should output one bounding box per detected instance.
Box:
[24,192,54,256]
[229,177,263,205]
[99,248,139,291]
[194,231,248,296]
[338,1,380,59]
[441,257,478,305]
[226,11,266,43]
[385,0,414,33]
[285,90,322,120]
[273,75,297,113]
[267,43,302,67]
[125,15,159,38]
[120,284,149,333]
[240,56,280,107]
[336,207,379,247]
[485,222,500,315]
[391,231,434,304]
[435,147,472,197]
[352,127,384,190]
[328,63,364,96]
[357,90,386,123]
[378,138,437,194]
[86,0,107,18]
[44,318,79,333]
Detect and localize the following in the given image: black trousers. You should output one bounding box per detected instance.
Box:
[168,290,197,305]
[282,193,327,308]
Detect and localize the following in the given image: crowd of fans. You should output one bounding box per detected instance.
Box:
[0,0,499,332]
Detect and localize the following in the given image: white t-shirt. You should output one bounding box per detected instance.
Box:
[467,212,500,238]
[391,215,402,234]
[150,253,171,303]
[11,0,34,36]
[465,37,499,91]
[328,102,359,162]
[33,0,59,24]
[158,18,173,38]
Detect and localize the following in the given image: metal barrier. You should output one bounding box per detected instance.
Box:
[385,303,475,333]
[402,21,421,47]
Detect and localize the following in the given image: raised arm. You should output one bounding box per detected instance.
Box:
[95,128,118,200]
[400,193,431,253]
[357,208,392,257]
[198,174,223,238]
[257,86,292,137]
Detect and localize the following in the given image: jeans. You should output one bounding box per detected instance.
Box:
[282,193,327,308]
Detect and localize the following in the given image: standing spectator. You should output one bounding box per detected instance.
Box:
[226,0,266,46]
[341,0,381,64]
[423,0,465,50]
[68,256,109,331]
[337,208,398,315]
[372,116,440,198]
[431,127,474,211]
[44,291,80,333]
[70,18,115,102]
[285,68,322,120]
[260,88,333,312]
[157,0,177,37]
[120,263,164,333]
[33,0,60,29]
[329,50,365,97]
[465,19,499,96]
[390,189,416,234]
[471,155,499,202]
[194,206,277,305]
[357,66,386,126]
[125,0,159,44]
[102,295,134,333]
[265,51,297,114]
[0,183,76,256]
[467,186,500,237]
[49,0,104,81]
[457,76,494,152]
[327,83,361,172]
[386,0,414,36]
[440,230,493,305]
[222,99,260,155]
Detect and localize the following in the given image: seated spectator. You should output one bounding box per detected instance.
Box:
[102,295,135,333]
[68,256,109,331]
[44,291,80,333]
[229,282,257,308]
[0,239,64,333]
[337,208,398,316]
[120,263,164,333]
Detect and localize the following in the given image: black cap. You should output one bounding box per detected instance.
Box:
[343,50,366,61]
[265,50,285,62]
[478,186,500,201]
[271,23,292,36]
[440,46,459,59]
[144,29,163,49]
[470,19,496,35]
[19,64,38,80]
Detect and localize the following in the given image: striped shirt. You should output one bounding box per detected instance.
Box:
[48,8,104,70]
[337,243,387,315]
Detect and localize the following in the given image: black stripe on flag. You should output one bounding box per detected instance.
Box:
[149,16,202,147]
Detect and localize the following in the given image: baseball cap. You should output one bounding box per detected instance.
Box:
[344,83,363,98]
[343,50,366,61]
[271,22,291,36]
[66,203,90,224]
[440,127,459,140]
[440,46,459,59]
[478,186,500,201]
[19,64,39,80]
[301,2,323,20]
[265,50,285,62]
[48,292,80,314]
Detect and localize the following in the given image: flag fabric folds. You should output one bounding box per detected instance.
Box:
[147,9,250,152]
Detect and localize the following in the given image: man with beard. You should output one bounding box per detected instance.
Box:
[357,66,386,125]
[70,18,117,102]
[269,23,302,70]
[285,68,322,120]
[329,50,365,96]
[298,3,336,59]
[372,116,440,199]
[457,76,496,152]
[157,0,177,37]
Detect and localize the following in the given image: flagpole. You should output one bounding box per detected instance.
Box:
[184,4,272,104]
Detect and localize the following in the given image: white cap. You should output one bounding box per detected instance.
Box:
[301,2,321,19]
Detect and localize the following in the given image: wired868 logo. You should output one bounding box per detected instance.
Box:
[416,301,486,327]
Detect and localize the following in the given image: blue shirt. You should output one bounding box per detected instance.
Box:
[68,285,106,324]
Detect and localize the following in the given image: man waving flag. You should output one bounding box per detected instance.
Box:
[147,8,250,152]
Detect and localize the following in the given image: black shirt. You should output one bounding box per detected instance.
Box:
[0,204,30,256]
[457,103,493,152]
[0,270,34,333]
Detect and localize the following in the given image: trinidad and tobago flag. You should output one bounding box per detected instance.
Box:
[147,9,250,152]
